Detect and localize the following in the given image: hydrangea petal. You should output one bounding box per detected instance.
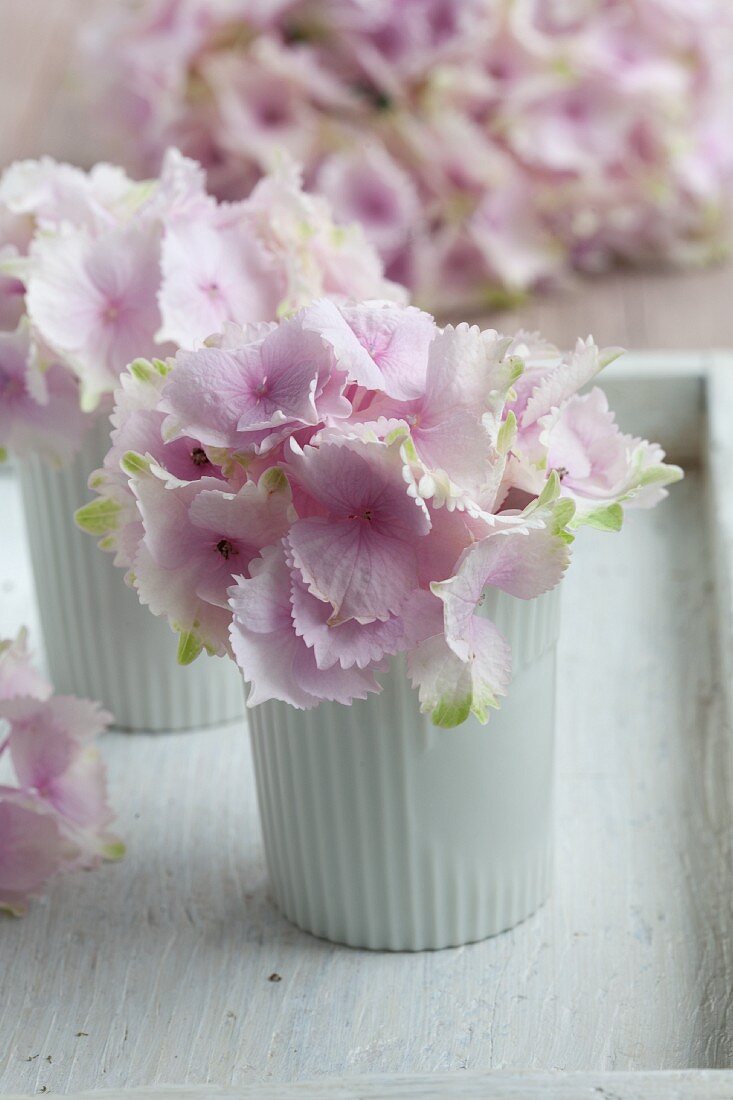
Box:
[229,546,381,707]
[290,569,405,670]
[408,614,512,728]
[432,506,573,661]
[0,793,73,916]
[0,628,52,701]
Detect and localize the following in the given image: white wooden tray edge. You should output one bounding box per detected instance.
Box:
[6,1069,733,1099]
[706,363,733,720]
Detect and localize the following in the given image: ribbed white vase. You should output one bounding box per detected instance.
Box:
[249,586,560,951]
[18,414,244,731]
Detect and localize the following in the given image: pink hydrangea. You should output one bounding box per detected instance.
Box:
[0,148,401,465]
[0,322,91,467]
[0,628,51,702]
[78,299,681,726]
[81,0,733,308]
[0,629,122,916]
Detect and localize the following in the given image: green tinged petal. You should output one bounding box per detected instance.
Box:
[103,839,126,862]
[506,355,525,387]
[432,694,472,729]
[538,469,561,506]
[120,450,151,477]
[260,466,289,495]
[129,357,157,383]
[637,463,684,488]
[599,347,625,370]
[75,498,121,536]
[578,503,624,532]
[497,410,517,456]
[552,497,576,533]
[176,629,204,665]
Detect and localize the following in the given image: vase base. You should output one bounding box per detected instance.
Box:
[271,873,551,952]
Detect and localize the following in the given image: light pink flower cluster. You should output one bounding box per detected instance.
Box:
[0,629,122,916]
[78,300,681,726]
[82,0,733,309]
[0,148,401,465]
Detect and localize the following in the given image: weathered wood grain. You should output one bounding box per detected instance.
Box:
[2,362,732,1092]
[6,1072,733,1100]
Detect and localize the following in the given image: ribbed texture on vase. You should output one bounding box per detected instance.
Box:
[479,584,561,671]
[18,415,244,732]
[250,587,559,950]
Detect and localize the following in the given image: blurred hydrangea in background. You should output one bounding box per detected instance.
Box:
[81,0,733,312]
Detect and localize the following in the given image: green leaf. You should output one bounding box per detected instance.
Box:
[74,498,121,536]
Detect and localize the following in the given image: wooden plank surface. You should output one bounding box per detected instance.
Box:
[2,372,732,1090]
[1,0,733,351]
[6,1073,733,1100]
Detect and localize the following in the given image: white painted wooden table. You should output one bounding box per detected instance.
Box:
[1,355,732,1097]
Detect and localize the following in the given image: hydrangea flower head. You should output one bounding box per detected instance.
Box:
[82,0,733,309]
[78,300,682,726]
[0,148,400,464]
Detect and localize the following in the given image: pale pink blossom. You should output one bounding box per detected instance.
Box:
[242,158,406,311]
[81,301,681,726]
[0,792,74,916]
[160,304,349,452]
[0,322,91,466]
[315,299,434,401]
[229,544,382,708]
[156,213,282,347]
[317,146,420,269]
[81,0,733,306]
[0,632,122,916]
[132,463,294,656]
[0,629,52,702]
[0,157,142,235]
[406,593,513,729]
[540,388,682,523]
[0,148,398,463]
[284,436,430,624]
[25,221,164,406]
[2,696,115,839]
